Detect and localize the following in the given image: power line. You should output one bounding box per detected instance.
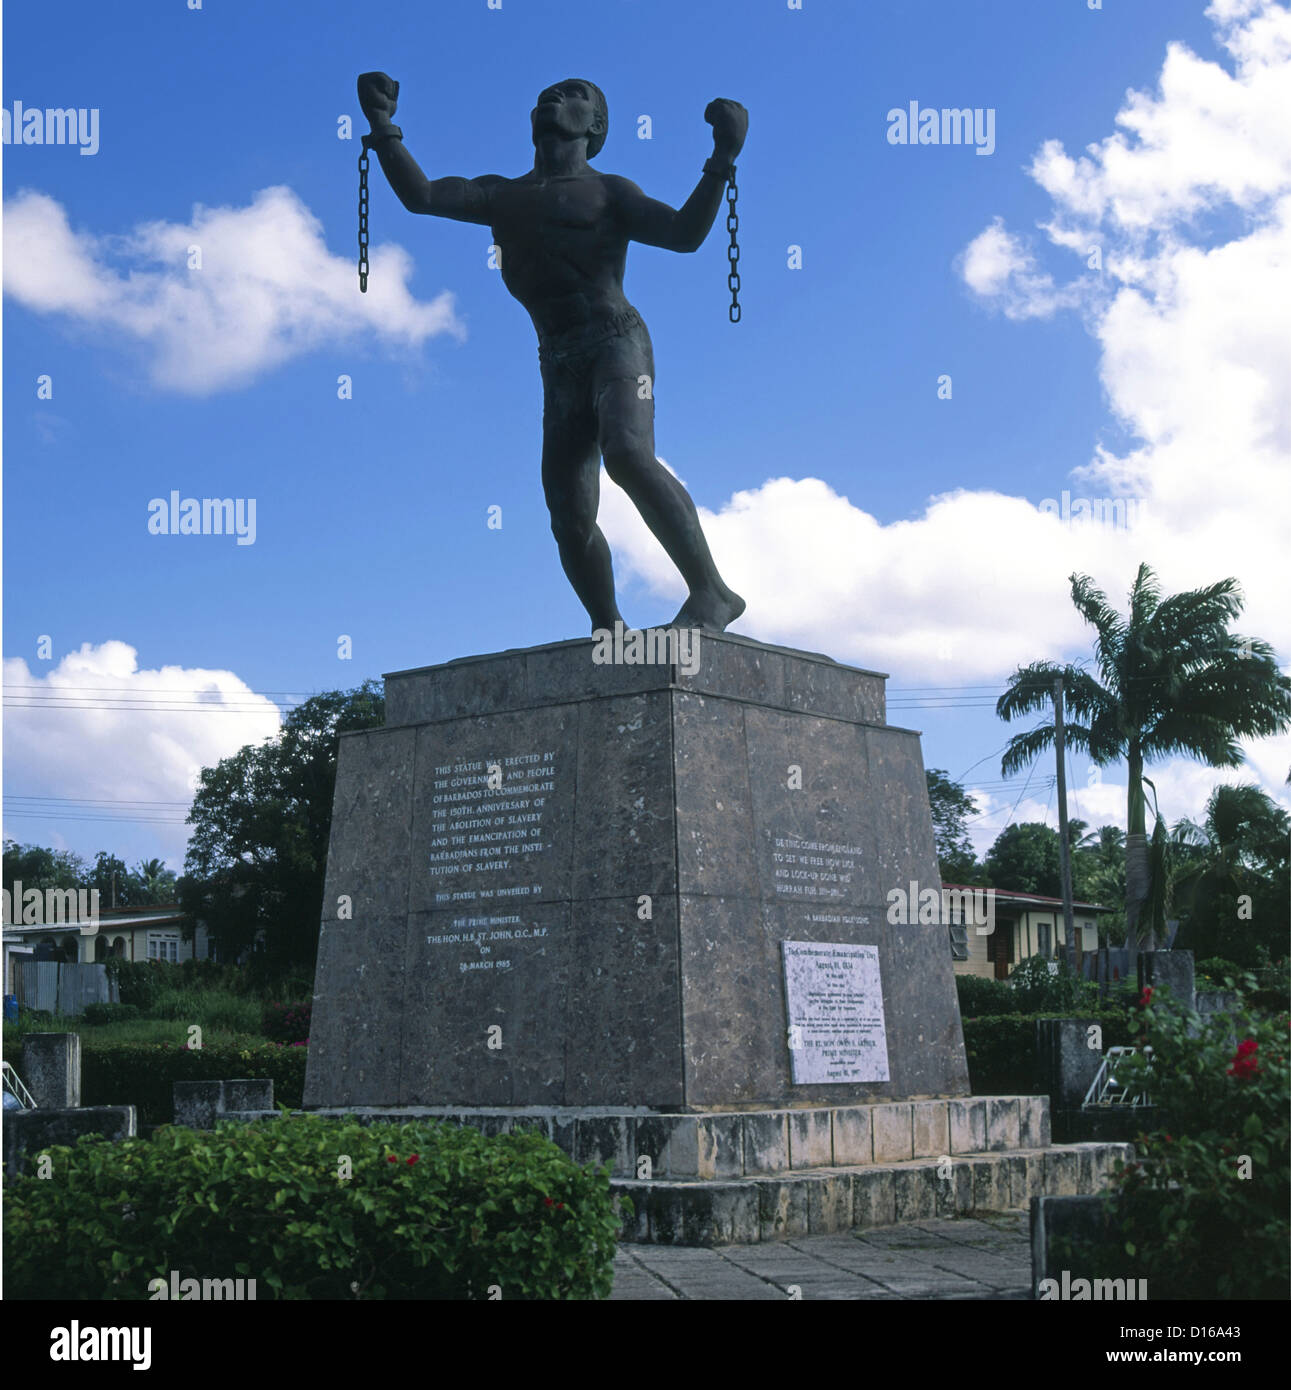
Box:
[5,800,194,811]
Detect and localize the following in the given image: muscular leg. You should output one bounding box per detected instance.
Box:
[597,378,745,631]
[542,415,623,632]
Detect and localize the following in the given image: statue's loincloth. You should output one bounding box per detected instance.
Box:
[538,306,655,426]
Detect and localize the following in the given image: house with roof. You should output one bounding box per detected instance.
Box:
[942,883,1114,980]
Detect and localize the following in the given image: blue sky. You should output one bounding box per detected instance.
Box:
[4,0,1289,872]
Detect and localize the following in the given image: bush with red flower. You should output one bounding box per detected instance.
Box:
[261,1000,312,1045]
[1100,978,1289,1299]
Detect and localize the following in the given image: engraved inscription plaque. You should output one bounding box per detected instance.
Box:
[782,940,891,1084]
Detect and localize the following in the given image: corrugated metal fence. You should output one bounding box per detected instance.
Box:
[14,961,115,1015]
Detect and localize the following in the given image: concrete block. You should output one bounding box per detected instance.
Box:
[757,1177,810,1240]
[21,1033,81,1109]
[912,1100,949,1158]
[986,1097,1021,1151]
[872,1103,914,1162]
[806,1172,854,1234]
[4,1105,135,1177]
[831,1106,873,1164]
[949,1097,987,1153]
[787,1109,832,1168]
[741,1111,789,1174]
[851,1167,896,1228]
[892,1165,937,1222]
[223,1078,274,1113]
[173,1081,224,1129]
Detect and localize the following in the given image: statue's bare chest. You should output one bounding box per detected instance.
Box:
[492,177,614,242]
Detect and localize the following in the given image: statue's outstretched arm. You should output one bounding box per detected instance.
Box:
[359,70,505,224]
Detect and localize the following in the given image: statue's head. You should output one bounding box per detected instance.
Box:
[531,78,608,159]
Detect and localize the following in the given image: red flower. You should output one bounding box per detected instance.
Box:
[1138,987,1153,1007]
[386,1155,398,1164]
[556,1202,565,1210]
[543,1197,554,1207]
[1227,1038,1260,1079]
[406,1154,419,1165]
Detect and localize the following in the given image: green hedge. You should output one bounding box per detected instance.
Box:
[4,1114,622,1300]
[82,1042,309,1126]
[83,1002,141,1026]
[962,1011,1135,1095]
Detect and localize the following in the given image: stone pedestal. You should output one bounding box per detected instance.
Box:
[1138,950,1195,1011]
[304,634,969,1112]
[22,1032,81,1109]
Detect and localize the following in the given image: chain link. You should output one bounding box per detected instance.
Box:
[725,166,740,323]
[358,145,370,293]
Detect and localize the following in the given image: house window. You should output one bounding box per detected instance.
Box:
[148,932,180,962]
[1037,922,1052,957]
[948,922,969,961]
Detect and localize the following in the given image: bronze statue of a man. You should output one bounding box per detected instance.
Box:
[357,73,747,633]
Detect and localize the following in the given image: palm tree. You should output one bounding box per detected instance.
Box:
[997,564,1291,956]
[1171,784,1290,963]
[1065,819,1098,853]
[134,857,174,905]
[1093,825,1125,863]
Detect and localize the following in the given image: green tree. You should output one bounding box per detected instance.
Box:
[180,681,385,974]
[3,840,87,893]
[997,565,1291,955]
[983,822,1062,896]
[1170,784,1290,966]
[1071,824,1127,940]
[924,768,981,882]
[133,858,177,904]
[89,851,136,909]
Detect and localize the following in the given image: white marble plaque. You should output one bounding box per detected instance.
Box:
[782,941,890,1084]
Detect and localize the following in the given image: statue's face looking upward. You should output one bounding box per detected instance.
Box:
[531,79,607,158]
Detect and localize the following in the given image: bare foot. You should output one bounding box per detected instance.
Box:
[669,585,746,632]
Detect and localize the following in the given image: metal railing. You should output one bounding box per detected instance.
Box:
[2,1060,37,1110]
[1082,1045,1153,1108]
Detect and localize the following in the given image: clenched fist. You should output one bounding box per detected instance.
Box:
[705,98,748,161]
[358,72,400,126]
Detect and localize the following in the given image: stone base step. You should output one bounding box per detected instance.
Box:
[306,1095,1051,1179]
[611,1143,1133,1246]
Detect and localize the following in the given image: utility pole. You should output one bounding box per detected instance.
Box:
[1053,677,1077,973]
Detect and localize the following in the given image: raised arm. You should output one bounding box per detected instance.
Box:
[612,98,748,253]
[358,72,504,225]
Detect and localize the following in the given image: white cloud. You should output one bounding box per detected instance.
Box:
[2,642,282,869]
[2,187,462,393]
[956,217,1084,319]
